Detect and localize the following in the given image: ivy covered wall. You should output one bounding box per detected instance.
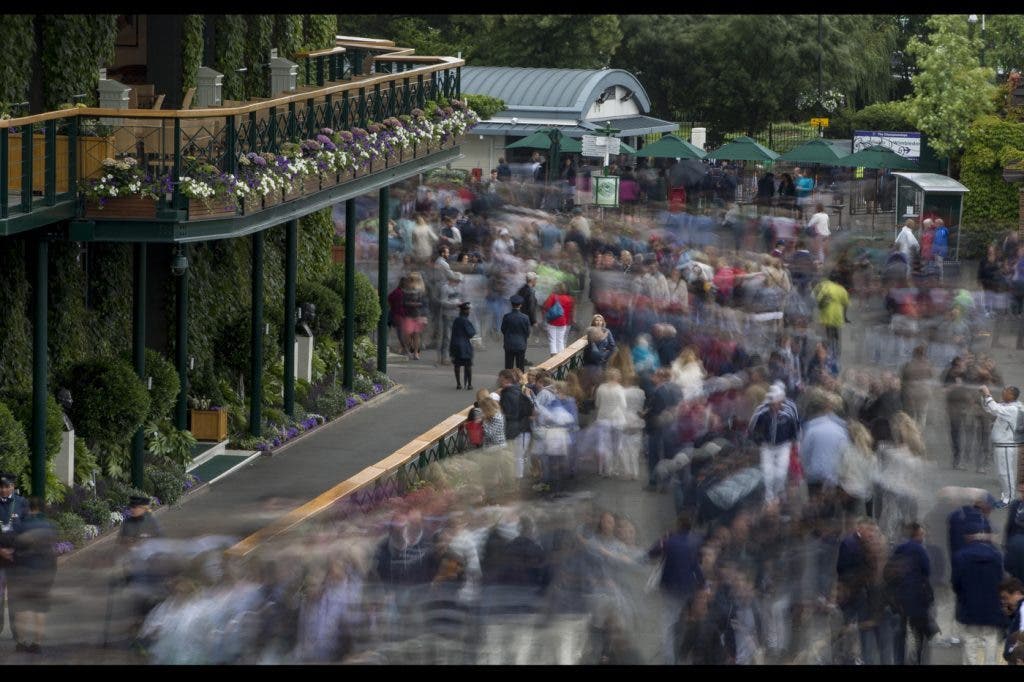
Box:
[960,115,1024,256]
[39,15,117,109]
[181,14,205,100]
[0,15,35,111]
[213,14,247,102]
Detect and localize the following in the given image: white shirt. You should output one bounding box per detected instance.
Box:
[895,225,919,257]
[983,396,1023,446]
[808,211,830,237]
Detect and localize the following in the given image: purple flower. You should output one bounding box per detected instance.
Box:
[287,427,299,438]
[320,127,334,136]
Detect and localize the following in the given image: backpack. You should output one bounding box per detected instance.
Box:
[545,298,564,323]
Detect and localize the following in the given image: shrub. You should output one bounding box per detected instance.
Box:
[78,494,112,530]
[4,392,62,463]
[353,335,378,374]
[53,511,86,546]
[323,265,381,338]
[0,403,29,482]
[144,349,180,423]
[74,437,100,485]
[64,358,151,452]
[144,420,198,468]
[144,464,185,507]
[463,93,505,121]
[100,479,149,512]
[296,280,345,338]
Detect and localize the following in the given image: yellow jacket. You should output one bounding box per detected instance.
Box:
[814,279,849,328]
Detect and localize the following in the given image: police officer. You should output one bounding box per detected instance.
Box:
[0,472,28,641]
[119,495,162,545]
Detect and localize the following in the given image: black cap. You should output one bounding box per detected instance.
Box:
[128,495,150,507]
[0,473,15,487]
[510,295,524,306]
[459,301,472,310]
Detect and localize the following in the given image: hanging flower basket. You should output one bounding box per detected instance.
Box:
[84,196,158,219]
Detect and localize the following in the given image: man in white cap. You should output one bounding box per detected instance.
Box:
[492,227,514,257]
[747,382,801,504]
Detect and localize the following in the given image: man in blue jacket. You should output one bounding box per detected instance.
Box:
[747,382,800,505]
[952,521,1006,665]
[500,295,531,371]
[887,522,936,664]
[0,472,28,642]
[1000,576,1024,662]
[648,512,704,663]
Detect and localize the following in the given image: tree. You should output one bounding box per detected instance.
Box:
[984,15,1024,75]
[467,15,622,70]
[907,14,997,160]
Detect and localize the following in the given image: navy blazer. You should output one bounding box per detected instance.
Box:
[449,315,476,362]
[952,541,1006,627]
[501,310,532,352]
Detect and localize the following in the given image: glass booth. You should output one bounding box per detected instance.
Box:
[893,172,969,262]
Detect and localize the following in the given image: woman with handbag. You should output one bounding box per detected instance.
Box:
[542,282,575,356]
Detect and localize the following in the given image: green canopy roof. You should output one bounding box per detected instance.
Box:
[618,141,637,155]
[709,136,779,162]
[839,145,918,170]
[635,134,706,160]
[506,129,583,153]
[778,139,845,165]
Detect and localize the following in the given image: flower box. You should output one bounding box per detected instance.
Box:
[284,185,302,203]
[370,157,386,174]
[188,199,237,221]
[263,190,283,209]
[302,175,321,195]
[84,196,158,219]
[189,409,228,442]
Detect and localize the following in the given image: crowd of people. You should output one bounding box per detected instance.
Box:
[9,160,1024,664]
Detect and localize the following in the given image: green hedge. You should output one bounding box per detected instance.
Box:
[181,15,205,100]
[39,15,117,109]
[144,349,180,424]
[960,115,1024,232]
[0,403,29,483]
[324,265,381,338]
[0,16,35,110]
[463,94,505,121]
[244,16,275,99]
[0,240,31,395]
[296,281,344,337]
[144,463,185,507]
[53,511,86,546]
[64,357,150,452]
[214,15,247,101]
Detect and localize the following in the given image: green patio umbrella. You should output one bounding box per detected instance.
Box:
[778,139,845,165]
[560,137,583,153]
[505,130,557,149]
[838,144,917,170]
[618,140,637,155]
[709,136,779,162]
[635,133,706,160]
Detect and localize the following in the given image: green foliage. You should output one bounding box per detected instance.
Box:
[960,115,1024,254]
[463,94,505,121]
[296,281,344,337]
[4,393,63,467]
[88,243,132,359]
[298,208,334,284]
[48,241,90,380]
[244,16,274,99]
[0,16,35,107]
[324,265,381,337]
[0,403,29,486]
[352,373,374,395]
[144,463,185,507]
[0,240,30,395]
[310,381,348,419]
[353,336,378,375]
[214,15,247,101]
[100,479,148,511]
[53,511,86,546]
[471,15,622,69]
[311,336,341,382]
[144,349,180,423]
[74,437,100,485]
[304,15,338,51]
[828,101,916,140]
[40,15,117,109]
[213,314,279,383]
[64,357,151,452]
[181,15,205,100]
[907,15,998,159]
[77,494,112,530]
[144,420,197,467]
[274,15,305,62]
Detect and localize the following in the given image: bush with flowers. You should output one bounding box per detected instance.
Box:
[79,99,479,211]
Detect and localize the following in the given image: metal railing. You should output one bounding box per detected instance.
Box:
[227,336,588,558]
[0,55,463,223]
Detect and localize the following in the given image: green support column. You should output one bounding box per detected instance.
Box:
[343,199,356,389]
[284,219,297,417]
[250,231,264,437]
[377,188,389,373]
[131,243,147,489]
[30,236,48,499]
[174,245,189,431]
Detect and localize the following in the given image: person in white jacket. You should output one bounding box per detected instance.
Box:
[894,219,920,259]
[981,384,1023,506]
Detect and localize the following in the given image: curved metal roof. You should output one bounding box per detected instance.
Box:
[460,67,652,115]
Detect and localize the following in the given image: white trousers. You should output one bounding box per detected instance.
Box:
[546,323,569,355]
[994,445,1018,501]
[760,442,791,504]
[960,624,1001,665]
[514,432,531,479]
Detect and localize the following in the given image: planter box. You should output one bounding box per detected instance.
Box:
[188,199,237,221]
[8,133,114,194]
[284,185,302,203]
[190,409,228,442]
[263,190,283,209]
[331,244,346,263]
[370,157,386,174]
[84,196,158,219]
[302,175,321,195]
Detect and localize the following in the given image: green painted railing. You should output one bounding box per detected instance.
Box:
[0,54,463,229]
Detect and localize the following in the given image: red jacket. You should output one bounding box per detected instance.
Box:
[543,293,574,327]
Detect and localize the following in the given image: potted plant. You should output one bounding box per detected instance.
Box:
[188,396,228,442]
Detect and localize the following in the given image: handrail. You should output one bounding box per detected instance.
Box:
[0,56,464,128]
[335,36,397,48]
[294,46,347,59]
[227,337,589,558]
